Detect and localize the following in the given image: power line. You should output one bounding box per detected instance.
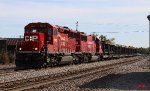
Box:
[92,30,148,34]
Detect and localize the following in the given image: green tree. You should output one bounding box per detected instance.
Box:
[92,33,115,44]
[138,47,149,54]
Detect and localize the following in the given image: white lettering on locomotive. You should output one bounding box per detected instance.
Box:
[54,39,57,42]
[61,37,65,41]
[25,36,38,41]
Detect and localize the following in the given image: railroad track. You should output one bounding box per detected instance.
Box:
[0,56,145,91]
[0,67,38,77]
[0,67,15,76]
[0,57,130,76]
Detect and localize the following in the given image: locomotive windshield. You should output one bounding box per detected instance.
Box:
[25,27,53,36]
[31,28,46,33]
[25,28,46,33]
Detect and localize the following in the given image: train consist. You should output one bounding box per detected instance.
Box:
[15,22,137,69]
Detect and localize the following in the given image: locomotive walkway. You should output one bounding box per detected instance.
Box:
[0,56,145,91]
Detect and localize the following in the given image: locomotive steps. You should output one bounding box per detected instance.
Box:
[0,56,145,91]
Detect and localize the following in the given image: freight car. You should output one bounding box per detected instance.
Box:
[101,41,137,59]
[15,22,137,69]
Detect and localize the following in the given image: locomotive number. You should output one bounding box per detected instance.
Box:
[25,36,38,41]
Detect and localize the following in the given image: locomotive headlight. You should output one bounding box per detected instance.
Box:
[34,47,38,50]
[19,48,22,50]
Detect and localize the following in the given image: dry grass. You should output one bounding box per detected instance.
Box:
[0,51,14,64]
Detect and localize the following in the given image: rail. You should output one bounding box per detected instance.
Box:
[0,56,145,91]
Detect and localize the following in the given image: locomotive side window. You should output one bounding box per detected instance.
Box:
[32,29,37,32]
[69,32,74,38]
[69,32,76,38]
[38,28,46,33]
[73,33,76,38]
[48,28,53,36]
[81,35,87,41]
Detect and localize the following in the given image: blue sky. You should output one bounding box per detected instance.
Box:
[0,0,149,47]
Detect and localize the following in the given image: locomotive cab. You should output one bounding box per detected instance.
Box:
[15,23,54,69]
[17,23,52,53]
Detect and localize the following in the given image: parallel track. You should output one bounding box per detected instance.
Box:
[0,67,15,76]
[0,56,144,91]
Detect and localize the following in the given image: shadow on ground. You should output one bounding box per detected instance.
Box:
[79,72,150,90]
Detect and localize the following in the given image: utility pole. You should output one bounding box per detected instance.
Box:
[76,21,78,31]
[147,15,150,61]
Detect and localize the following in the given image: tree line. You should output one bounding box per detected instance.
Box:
[93,34,149,55]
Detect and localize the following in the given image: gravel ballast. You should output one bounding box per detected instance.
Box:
[0,64,15,70]
[0,57,139,84]
[30,56,149,91]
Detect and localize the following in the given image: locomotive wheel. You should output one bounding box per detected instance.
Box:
[49,57,60,67]
[73,56,80,64]
[83,56,89,63]
[48,57,55,67]
[97,55,101,61]
[47,57,52,67]
[41,61,48,68]
[36,60,44,68]
[78,57,83,64]
[56,57,61,66]
[97,55,103,61]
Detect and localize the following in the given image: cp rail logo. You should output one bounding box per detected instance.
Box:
[25,36,38,41]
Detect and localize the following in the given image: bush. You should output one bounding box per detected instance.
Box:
[0,51,15,64]
[8,53,15,63]
[1,52,10,64]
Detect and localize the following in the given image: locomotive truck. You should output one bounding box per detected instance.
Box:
[15,22,103,69]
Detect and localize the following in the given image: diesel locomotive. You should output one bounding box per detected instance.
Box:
[15,22,137,69]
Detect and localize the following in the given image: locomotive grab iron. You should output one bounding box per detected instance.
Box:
[15,22,137,69]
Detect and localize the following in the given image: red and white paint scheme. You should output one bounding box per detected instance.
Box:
[15,22,137,69]
[15,22,103,69]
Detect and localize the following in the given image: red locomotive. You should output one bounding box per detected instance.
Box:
[15,22,138,69]
[15,22,103,69]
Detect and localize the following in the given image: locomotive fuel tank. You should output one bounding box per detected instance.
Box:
[91,55,99,61]
[59,56,74,64]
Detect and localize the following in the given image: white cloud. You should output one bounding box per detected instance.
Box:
[0,2,150,17]
[0,0,149,47]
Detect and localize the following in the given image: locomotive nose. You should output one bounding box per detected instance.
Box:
[17,32,45,52]
[24,33,40,51]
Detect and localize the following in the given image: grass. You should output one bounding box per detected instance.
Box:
[0,51,14,64]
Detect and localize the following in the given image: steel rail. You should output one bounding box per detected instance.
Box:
[0,57,144,91]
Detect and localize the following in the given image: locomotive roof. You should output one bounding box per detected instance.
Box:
[25,22,78,33]
[25,22,59,28]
